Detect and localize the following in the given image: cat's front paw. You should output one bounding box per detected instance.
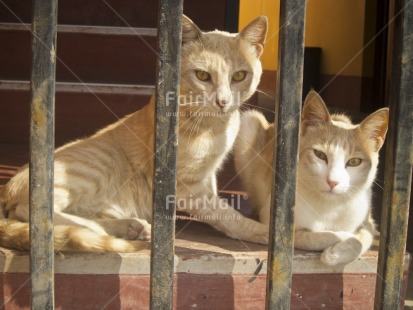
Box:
[320,246,342,265]
[246,224,269,245]
[127,219,152,241]
[320,238,362,266]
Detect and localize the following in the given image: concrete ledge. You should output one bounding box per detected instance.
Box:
[1,221,382,275]
[0,221,410,309]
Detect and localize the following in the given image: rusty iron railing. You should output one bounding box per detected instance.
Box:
[150,0,183,309]
[265,0,306,309]
[26,0,412,309]
[375,0,413,308]
[29,0,57,308]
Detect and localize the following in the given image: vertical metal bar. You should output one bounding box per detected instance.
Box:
[150,1,183,309]
[266,0,306,309]
[225,0,240,32]
[29,0,57,309]
[374,0,413,309]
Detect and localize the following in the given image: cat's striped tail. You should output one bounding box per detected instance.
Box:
[0,219,148,253]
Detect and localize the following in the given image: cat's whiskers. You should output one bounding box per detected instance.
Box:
[182,113,200,139]
[180,105,204,136]
[372,180,384,191]
[188,112,202,141]
[239,100,249,109]
[187,106,206,146]
[243,102,276,115]
[256,88,274,99]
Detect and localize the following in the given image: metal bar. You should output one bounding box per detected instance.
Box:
[374,0,413,309]
[29,0,57,309]
[225,0,240,32]
[150,1,183,309]
[0,80,154,95]
[0,23,157,37]
[266,0,306,309]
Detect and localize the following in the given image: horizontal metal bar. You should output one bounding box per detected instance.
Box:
[374,0,413,309]
[0,22,157,37]
[149,0,183,309]
[29,0,57,309]
[0,80,154,95]
[266,0,307,309]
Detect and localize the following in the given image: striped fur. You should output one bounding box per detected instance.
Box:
[0,15,271,253]
[0,220,148,252]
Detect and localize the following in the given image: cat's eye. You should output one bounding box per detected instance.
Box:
[195,70,211,81]
[232,71,247,82]
[346,158,362,167]
[313,149,328,162]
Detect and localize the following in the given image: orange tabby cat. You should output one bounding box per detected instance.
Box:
[0,15,269,252]
[234,91,389,265]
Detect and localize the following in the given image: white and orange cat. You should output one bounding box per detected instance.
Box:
[234,90,389,265]
[0,15,269,252]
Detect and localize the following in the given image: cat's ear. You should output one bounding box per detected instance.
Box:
[301,90,331,134]
[359,108,389,151]
[238,16,268,57]
[182,15,202,44]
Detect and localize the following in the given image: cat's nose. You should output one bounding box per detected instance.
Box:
[216,99,228,109]
[327,179,339,189]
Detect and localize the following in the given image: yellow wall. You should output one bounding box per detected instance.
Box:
[239,0,280,72]
[239,0,366,76]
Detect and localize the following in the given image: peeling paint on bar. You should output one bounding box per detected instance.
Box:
[265,0,306,309]
[150,0,183,309]
[29,0,57,309]
[375,1,413,309]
